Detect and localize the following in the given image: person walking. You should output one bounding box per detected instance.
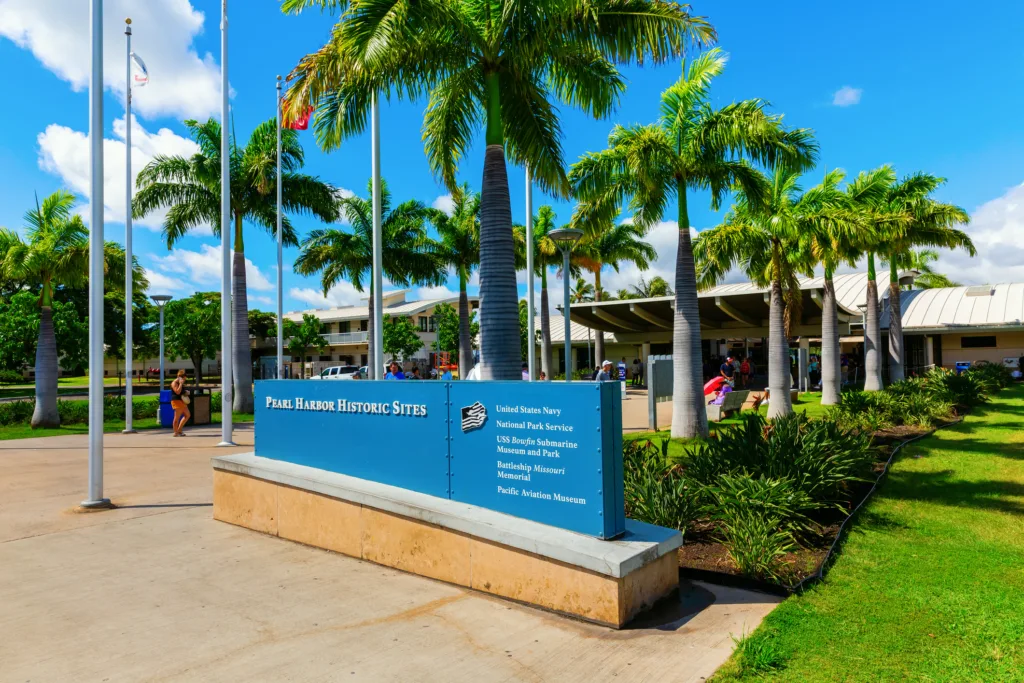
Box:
[170,369,191,437]
[597,360,615,381]
[739,356,751,388]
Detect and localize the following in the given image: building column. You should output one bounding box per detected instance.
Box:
[925,335,935,369]
[798,336,810,392]
[641,342,651,388]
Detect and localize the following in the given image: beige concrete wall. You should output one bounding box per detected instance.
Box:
[213,469,676,628]
[941,331,1024,368]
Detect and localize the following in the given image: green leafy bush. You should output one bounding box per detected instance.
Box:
[0,400,34,425]
[715,503,797,581]
[0,369,25,384]
[964,362,1013,392]
[623,439,704,533]
[704,473,818,537]
[923,368,988,409]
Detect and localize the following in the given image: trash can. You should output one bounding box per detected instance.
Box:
[159,390,174,428]
[955,361,971,375]
[191,388,212,425]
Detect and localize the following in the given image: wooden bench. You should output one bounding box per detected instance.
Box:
[707,389,750,422]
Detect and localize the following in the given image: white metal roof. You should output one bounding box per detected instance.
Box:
[882,283,1024,332]
[536,315,596,344]
[698,271,897,315]
[286,295,477,323]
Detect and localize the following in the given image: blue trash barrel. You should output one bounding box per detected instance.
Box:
[159,389,174,428]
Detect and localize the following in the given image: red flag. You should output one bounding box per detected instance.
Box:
[284,105,313,131]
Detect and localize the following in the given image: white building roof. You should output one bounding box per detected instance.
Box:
[699,271,901,315]
[882,283,1024,333]
[286,291,477,324]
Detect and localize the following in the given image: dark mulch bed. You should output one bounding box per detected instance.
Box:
[675,419,957,591]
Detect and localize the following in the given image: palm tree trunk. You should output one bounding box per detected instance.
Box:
[594,269,605,369]
[231,215,254,412]
[767,276,793,418]
[820,273,841,405]
[887,259,905,382]
[478,143,522,380]
[457,268,474,376]
[864,253,884,391]
[31,305,60,428]
[540,269,552,380]
[670,184,709,439]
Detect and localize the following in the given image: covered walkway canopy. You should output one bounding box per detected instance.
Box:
[568,272,911,342]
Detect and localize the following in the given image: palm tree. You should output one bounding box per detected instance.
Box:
[133,118,337,412]
[877,175,973,382]
[571,277,595,368]
[282,0,714,379]
[694,166,820,418]
[573,221,656,367]
[570,49,816,437]
[797,168,875,405]
[629,275,674,298]
[0,190,145,427]
[905,249,961,289]
[514,206,559,380]
[428,184,480,377]
[294,179,445,371]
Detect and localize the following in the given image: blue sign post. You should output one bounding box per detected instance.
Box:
[253,380,625,538]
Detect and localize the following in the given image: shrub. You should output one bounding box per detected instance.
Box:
[965,362,1013,392]
[623,439,704,533]
[704,473,818,537]
[0,369,25,384]
[716,503,797,581]
[0,400,34,426]
[211,391,222,412]
[923,368,988,409]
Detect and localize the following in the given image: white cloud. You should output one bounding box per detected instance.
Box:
[432,194,455,216]
[832,86,862,107]
[416,285,458,300]
[598,220,699,293]
[0,0,222,120]
[938,182,1024,284]
[250,295,273,307]
[289,281,365,309]
[37,117,202,231]
[144,270,181,296]
[149,244,274,293]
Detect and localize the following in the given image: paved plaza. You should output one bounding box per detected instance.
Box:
[1,425,779,682]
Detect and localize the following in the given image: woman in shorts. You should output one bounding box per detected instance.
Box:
[170,369,191,437]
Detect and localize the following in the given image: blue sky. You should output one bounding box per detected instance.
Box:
[2,0,1023,312]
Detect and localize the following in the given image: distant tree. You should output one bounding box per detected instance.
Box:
[382,315,424,363]
[164,292,221,386]
[248,309,277,339]
[0,291,86,374]
[906,249,960,289]
[285,313,328,378]
[432,303,459,356]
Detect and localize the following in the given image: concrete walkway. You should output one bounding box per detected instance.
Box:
[0,426,780,682]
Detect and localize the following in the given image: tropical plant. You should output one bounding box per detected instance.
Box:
[0,291,86,376]
[904,249,961,289]
[570,48,816,436]
[876,174,973,382]
[133,117,337,411]
[382,314,424,363]
[623,439,704,533]
[284,313,329,378]
[694,165,822,418]
[282,0,715,380]
[427,183,479,376]
[0,190,143,427]
[514,206,560,380]
[573,220,656,365]
[570,277,594,304]
[621,275,674,299]
[164,292,221,386]
[293,179,445,377]
[248,309,277,340]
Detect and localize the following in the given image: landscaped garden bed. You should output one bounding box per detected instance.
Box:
[624,363,1015,591]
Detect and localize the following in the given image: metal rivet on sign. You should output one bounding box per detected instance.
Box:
[598,511,603,516]
[597,469,602,474]
[598,490,602,495]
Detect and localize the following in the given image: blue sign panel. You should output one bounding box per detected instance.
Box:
[448,381,625,538]
[254,380,450,498]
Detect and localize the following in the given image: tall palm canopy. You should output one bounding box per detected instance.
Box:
[428,183,481,376]
[695,165,824,419]
[876,173,973,382]
[570,48,816,436]
[573,220,656,366]
[282,0,715,379]
[0,190,145,428]
[133,117,337,411]
[294,179,446,371]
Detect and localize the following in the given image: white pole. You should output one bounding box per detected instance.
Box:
[276,75,284,379]
[83,0,108,508]
[563,249,572,382]
[123,18,135,433]
[371,94,383,380]
[525,166,535,381]
[218,0,234,445]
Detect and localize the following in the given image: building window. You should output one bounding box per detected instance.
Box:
[428,316,437,332]
[339,321,350,333]
[960,335,997,349]
[361,354,368,366]
[419,316,428,332]
[360,320,368,332]
[319,355,332,361]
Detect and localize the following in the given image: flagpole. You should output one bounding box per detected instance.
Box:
[82,0,108,508]
[122,18,136,433]
[217,0,234,446]
[371,94,383,379]
[275,75,284,379]
[525,166,535,381]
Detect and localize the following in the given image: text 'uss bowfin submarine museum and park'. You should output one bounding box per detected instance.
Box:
[212,378,681,628]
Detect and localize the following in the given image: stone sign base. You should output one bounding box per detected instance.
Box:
[212,453,681,629]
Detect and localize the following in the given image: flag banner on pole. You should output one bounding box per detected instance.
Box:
[130,52,149,87]
[284,104,314,130]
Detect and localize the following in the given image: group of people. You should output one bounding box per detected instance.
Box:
[707,354,756,388]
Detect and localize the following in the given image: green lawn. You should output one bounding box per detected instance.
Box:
[626,392,830,460]
[714,384,1024,681]
[0,408,253,440]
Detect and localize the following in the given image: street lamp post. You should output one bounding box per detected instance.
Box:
[152,295,172,391]
[548,228,583,382]
[123,17,136,434]
[218,0,234,446]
